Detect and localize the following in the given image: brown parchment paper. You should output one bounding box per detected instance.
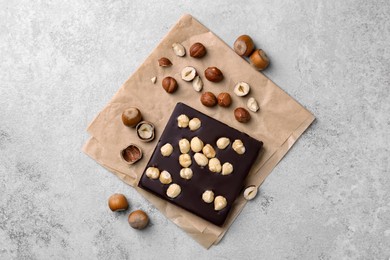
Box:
[82,14,315,248]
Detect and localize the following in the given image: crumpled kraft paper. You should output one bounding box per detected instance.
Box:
[82,14,315,248]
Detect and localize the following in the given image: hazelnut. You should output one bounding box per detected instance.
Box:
[145,167,160,179]
[221,162,233,175]
[208,158,222,173]
[179,153,192,168]
[204,67,224,82]
[122,107,142,127]
[202,144,216,158]
[194,152,208,167]
[214,196,227,211]
[180,168,193,180]
[190,137,204,153]
[243,185,258,200]
[216,137,230,149]
[179,138,190,154]
[217,92,232,107]
[233,82,251,97]
[128,210,149,230]
[202,190,214,203]
[247,97,260,112]
[172,42,186,57]
[121,144,142,165]
[151,76,157,84]
[166,183,181,198]
[192,75,203,92]
[200,92,217,107]
[160,143,173,157]
[108,193,129,212]
[136,121,155,142]
[181,66,197,81]
[159,170,172,184]
[249,49,270,71]
[234,35,255,57]
[177,114,189,128]
[158,57,172,67]
[189,42,207,58]
[232,139,246,155]
[234,107,251,123]
[189,118,201,131]
[162,76,178,93]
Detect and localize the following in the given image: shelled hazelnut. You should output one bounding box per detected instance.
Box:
[180,168,193,180]
[177,114,190,128]
[181,66,197,81]
[158,57,172,67]
[216,137,230,149]
[221,162,233,175]
[179,138,190,154]
[166,183,181,198]
[202,190,214,203]
[179,153,192,168]
[136,121,155,142]
[145,167,160,179]
[190,137,204,152]
[194,152,208,167]
[208,158,222,173]
[214,196,227,211]
[189,118,201,131]
[159,170,172,184]
[160,143,173,157]
[243,185,258,200]
[234,107,251,123]
[232,139,246,155]
[172,42,186,57]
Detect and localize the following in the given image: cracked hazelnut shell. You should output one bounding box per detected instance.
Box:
[120,144,142,165]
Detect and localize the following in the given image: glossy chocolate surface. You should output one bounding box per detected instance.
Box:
[138,102,263,226]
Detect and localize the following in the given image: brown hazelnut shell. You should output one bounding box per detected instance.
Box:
[217,92,232,107]
[249,49,270,70]
[189,42,207,58]
[120,144,142,165]
[108,193,129,212]
[204,67,224,82]
[128,210,149,230]
[200,92,218,107]
[122,107,142,127]
[234,35,255,57]
[162,76,178,93]
[234,107,251,123]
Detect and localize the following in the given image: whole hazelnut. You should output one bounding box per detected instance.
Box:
[108,193,129,212]
[128,210,149,230]
[204,67,224,82]
[162,76,178,93]
[190,42,207,58]
[249,49,270,71]
[234,107,251,123]
[122,107,142,127]
[158,57,172,67]
[217,92,232,107]
[200,92,217,107]
[234,35,255,57]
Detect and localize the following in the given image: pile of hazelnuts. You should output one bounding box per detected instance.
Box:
[108,193,149,230]
[158,35,269,125]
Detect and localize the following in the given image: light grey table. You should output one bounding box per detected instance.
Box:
[1,1,389,259]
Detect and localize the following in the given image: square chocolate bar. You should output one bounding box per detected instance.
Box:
[138,102,263,226]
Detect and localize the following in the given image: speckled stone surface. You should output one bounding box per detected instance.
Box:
[1,1,389,259]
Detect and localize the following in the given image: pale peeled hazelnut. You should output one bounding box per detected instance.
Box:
[202,144,216,158]
[128,210,149,230]
[181,66,197,81]
[194,152,208,167]
[177,114,190,128]
[208,158,222,173]
[179,154,192,168]
[172,42,186,57]
[159,170,172,184]
[190,137,204,152]
[108,194,129,212]
[180,168,193,180]
[221,162,233,175]
[160,143,173,157]
[216,137,230,149]
[234,82,250,97]
[202,190,214,203]
[136,121,155,142]
[214,196,227,211]
[189,118,201,131]
[243,185,258,200]
[166,183,181,198]
[151,76,157,84]
[145,167,160,179]
[247,97,260,112]
[179,138,190,153]
[192,75,203,92]
[232,139,246,154]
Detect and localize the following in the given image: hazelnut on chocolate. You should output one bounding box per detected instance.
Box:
[166,183,181,198]
[160,143,173,157]
[214,196,227,211]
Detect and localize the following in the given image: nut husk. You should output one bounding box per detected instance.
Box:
[120,144,142,165]
[136,121,155,142]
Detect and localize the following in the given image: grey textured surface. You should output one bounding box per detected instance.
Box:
[1,0,389,259]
